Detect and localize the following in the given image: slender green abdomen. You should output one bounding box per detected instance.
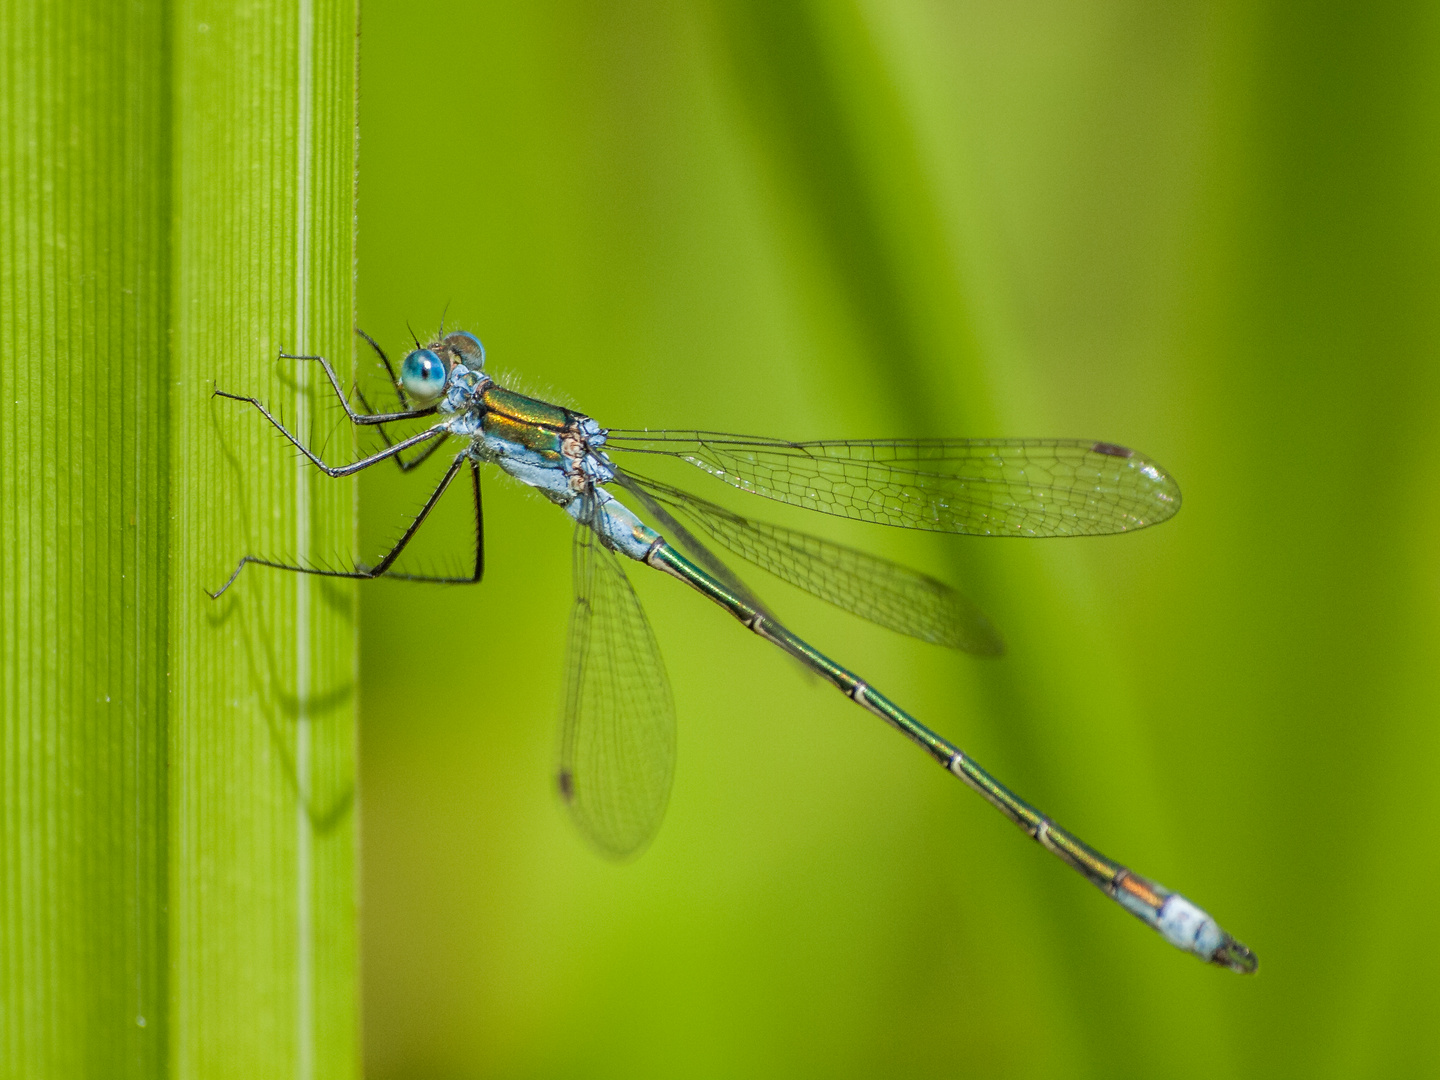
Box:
[641,539,1256,972]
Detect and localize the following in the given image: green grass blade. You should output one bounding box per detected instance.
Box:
[169,0,359,1075]
[0,2,171,1075]
[2,0,359,1075]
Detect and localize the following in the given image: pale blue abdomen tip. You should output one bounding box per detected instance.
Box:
[1157,894,1225,958]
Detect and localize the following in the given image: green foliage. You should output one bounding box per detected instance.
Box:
[0,3,169,1074]
[169,1,359,1074]
[1,0,359,1075]
[354,1,1440,1077]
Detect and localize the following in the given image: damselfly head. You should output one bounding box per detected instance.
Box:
[438,331,485,372]
[400,331,486,403]
[399,348,449,402]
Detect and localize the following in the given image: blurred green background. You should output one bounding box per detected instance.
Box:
[351,2,1440,1076]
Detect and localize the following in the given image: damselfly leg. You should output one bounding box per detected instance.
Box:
[347,330,450,472]
[277,346,437,427]
[208,363,483,596]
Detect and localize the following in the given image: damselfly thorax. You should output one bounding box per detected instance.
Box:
[415,334,654,558]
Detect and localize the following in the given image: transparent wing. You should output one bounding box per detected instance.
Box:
[626,473,1003,656]
[604,432,1180,537]
[556,518,676,859]
[610,469,779,624]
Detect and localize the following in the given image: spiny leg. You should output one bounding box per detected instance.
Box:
[277,345,435,426]
[207,452,483,597]
[368,424,448,474]
[355,327,411,410]
[344,329,448,472]
[212,386,448,477]
[349,384,447,473]
[386,459,485,584]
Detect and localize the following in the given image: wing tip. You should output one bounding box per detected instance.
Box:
[1090,440,1135,459]
[1104,442,1183,528]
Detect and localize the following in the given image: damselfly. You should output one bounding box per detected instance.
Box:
[211,328,1257,974]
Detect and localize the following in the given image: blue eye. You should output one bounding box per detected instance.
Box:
[400,348,448,401]
[442,331,485,370]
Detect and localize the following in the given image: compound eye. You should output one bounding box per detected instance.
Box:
[400,348,448,401]
[441,331,485,370]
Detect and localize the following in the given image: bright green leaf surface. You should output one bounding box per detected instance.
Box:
[2,0,360,1075]
[1,3,169,1074]
[169,1,359,1075]
[353,1,1440,1077]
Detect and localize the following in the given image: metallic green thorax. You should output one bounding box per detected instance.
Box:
[480,386,575,461]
